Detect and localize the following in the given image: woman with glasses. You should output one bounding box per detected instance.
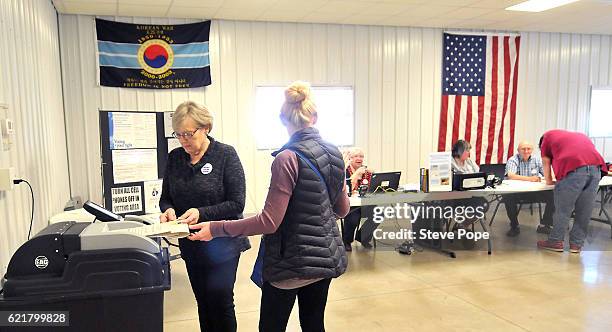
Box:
[159,101,250,332]
[189,81,350,331]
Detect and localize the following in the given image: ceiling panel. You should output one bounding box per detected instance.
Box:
[62,1,117,15]
[52,0,612,35]
[438,7,497,19]
[172,0,225,6]
[270,0,330,12]
[401,5,460,18]
[316,1,373,15]
[166,6,218,19]
[466,0,525,9]
[341,14,391,25]
[118,0,171,5]
[257,10,309,22]
[299,11,353,24]
[118,4,168,17]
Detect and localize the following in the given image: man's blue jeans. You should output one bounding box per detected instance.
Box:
[549,165,601,245]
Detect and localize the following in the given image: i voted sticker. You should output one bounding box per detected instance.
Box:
[201,163,213,175]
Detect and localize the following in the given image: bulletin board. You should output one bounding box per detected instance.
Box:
[99,110,178,215]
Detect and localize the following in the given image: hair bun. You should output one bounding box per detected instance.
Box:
[285,81,310,103]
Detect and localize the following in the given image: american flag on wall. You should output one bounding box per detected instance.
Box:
[437,32,521,165]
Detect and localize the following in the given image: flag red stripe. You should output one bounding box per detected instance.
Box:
[507,37,521,159]
[475,96,485,165]
[451,95,462,146]
[438,95,449,151]
[497,36,512,162]
[485,36,499,164]
[465,96,473,143]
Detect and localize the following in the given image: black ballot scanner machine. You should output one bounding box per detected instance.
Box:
[0,220,171,332]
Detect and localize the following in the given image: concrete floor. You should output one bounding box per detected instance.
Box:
[163,203,612,331]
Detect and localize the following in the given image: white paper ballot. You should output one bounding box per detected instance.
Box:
[112,149,158,184]
[109,112,157,149]
[144,180,163,214]
[110,220,190,239]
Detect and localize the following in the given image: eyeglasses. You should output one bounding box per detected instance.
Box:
[172,128,202,139]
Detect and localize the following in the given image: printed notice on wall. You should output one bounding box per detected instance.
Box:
[429,152,452,192]
[111,186,142,214]
[167,138,182,152]
[164,112,174,138]
[112,149,158,184]
[144,179,163,214]
[109,112,157,149]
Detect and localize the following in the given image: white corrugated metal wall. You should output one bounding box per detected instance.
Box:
[0,0,69,274]
[60,15,612,217]
[58,16,612,216]
[517,32,612,158]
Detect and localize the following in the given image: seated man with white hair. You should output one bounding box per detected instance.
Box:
[502,141,555,237]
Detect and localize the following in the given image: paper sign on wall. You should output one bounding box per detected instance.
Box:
[109,112,157,149]
[111,186,142,214]
[144,180,163,214]
[112,149,158,184]
[167,138,182,152]
[164,112,174,138]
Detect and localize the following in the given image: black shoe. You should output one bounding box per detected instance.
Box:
[343,242,352,252]
[506,227,520,237]
[536,225,552,234]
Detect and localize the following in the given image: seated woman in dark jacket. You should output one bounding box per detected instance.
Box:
[189,81,350,332]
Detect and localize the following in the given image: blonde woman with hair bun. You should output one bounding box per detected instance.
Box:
[279,80,318,129]
[189,81,350,331]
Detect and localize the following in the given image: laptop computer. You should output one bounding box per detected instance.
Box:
[368,172,401,193]
[479,163,506,180]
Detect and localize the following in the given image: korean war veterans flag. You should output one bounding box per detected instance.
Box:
[437,33,521,165]
[96,19,211,89]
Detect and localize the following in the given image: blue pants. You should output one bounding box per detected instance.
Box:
[549,165,601,245]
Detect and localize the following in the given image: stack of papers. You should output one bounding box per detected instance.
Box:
[110,221,190,239]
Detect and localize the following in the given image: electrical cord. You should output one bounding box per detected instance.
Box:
[13,179,34,240]
[162,237,180,248]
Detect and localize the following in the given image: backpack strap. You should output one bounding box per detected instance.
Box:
[289,148,332,201]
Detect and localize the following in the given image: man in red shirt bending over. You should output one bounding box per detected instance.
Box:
[537,129,607,253]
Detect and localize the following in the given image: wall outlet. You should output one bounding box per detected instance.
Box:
[0,167,15,191]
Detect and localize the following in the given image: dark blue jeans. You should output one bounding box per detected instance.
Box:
[549,165,601,245]
[185,255,240,332]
